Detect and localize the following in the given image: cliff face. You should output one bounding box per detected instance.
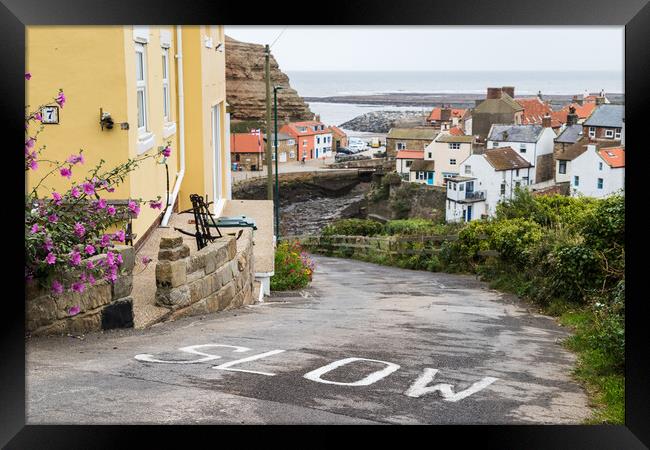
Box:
[225,36,313,123]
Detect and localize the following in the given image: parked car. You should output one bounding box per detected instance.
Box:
[348,138,367,153]
[336,147,354,155]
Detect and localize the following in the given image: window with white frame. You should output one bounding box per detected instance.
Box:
[599,161,603,171]
[428,152,433,158]
[397,142,407,150]
[449,143,460,150]
[559,160,567,174]
[574,175,580,186]
[450,158,457,165]
[465,165,471,174]
[162,47,171,122]
[500,183,506,195]
[605,129,614,138]
[615,129,621,139]
[287,139,295,145]
[493,142,499,147]
[418,171,425,180]
[519,143,526,153]
[589,127,596,138]
[135,43,148,135]
[597,178,604,189]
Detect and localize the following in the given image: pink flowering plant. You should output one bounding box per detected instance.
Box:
[25,75,172,299]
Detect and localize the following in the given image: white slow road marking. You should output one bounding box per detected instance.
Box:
[134,344,250,364]
[303,357,401,386]
[405,368,498,402]
[212,350,286,376]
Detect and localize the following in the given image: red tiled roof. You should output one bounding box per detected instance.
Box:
[230,133,263,153]
[559,102,597,120]
[449,126,465,136]
[283,121,330,136]
[598,147,625,168]
[428,107,466,122]
[396,150,424,160]
[517,97,557,126]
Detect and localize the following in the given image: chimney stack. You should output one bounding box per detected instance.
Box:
[502,86,515,98]
[440,107,452,122]
[572,95,583,106]
[542,114,552,128]
[537,90,543,100]
[566,106,578,126]
[595,97,605,105]
[315,114,321,122]
[486,87,502,100]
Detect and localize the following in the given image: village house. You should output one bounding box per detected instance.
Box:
[280,120,332,160]
[385,127,438,158]
[517,94,564,130]
[553,108,586,184]
[264,132,298,163]
[231,132,264,171]
[26,25,235,242]
[329,126,348,152]
[427,106,466,131]
[423,133,475,186]
[582,104,624,142]
[395,150,424,180]
[486,119,556,184]
[569,145,625,198]
[409,160,436,185]
[471,87,524,141]
[446,147,532,223]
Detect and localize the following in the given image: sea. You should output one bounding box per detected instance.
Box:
[287,70,624,129]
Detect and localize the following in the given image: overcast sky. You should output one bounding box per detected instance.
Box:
[225,26,623,72]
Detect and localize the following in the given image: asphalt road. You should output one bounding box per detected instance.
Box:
[26,256,591,424]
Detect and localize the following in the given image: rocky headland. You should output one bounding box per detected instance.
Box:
[225,36,313,123]
[340,110,429,133]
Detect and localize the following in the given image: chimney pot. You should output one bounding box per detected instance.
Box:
[502,86,515,98]
[486,87,502,100]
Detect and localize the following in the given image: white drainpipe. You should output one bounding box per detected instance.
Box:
[161,25,185,227]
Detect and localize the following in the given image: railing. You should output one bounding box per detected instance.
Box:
[465,190,486,200]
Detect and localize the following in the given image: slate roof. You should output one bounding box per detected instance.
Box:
[554,137,590,161]
[488,124,544,143]
[583,104,624,128]
[387,128,438,140]
[483,147,532,171]
[410,160,436,171]
[555,124,584,144]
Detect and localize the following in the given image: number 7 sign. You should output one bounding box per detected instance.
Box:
[41,106,59,124]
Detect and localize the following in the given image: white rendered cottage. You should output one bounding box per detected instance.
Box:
[446,147,532,223]
[486,120,556,184]
[424,133,475,186]
[570,145,624,198]
[395,150,424,181]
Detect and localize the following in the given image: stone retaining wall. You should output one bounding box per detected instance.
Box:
[26,245,135,336]
[155,228,256,320]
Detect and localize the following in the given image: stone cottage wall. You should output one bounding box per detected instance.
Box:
[155,228,256,320]
[26,245,135,336]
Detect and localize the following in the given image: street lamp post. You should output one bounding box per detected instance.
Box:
[273,86,283,240]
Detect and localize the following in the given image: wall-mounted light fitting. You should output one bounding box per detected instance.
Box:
[99,108,114,131]
[215,42,223,52]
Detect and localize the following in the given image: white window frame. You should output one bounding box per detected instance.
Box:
[605,129,614,138]
[136,43,148,135]
[589,127,596,138]
[449,143,460,150]
[615,129,621,139]
[449,158,457,165]
[519,143,527,153]
[574,175,580,186]
[162,47,171,123]
[559,160,567,174]
[465,165,471,174]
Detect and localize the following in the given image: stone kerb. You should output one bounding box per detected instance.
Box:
[26,245,135,336]
[155,229,255,320]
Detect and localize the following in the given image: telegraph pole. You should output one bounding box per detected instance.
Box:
[264,44,274,203]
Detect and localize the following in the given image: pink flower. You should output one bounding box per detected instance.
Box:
[116,254,123,265]
[34,112,42,121]
[74,222,85,237]
[48,213,58,223]
[43,239,53,252]
[105,251,116,267]
[86,260,95,270]
[70,250,82,266]
[71,186,81,198]
[56,91,66,108]
[113,230,125,243]
[45,252,56,265]
[67,153,85,165]
[51,280,64,295]
[149,200,162,210]
[71,282,85,293]
[141,256,152,265]
[25,72,31,80]
[87,274,96,285]
[106,205,116,216]
[25,138,35,149]
[84,244,96,255]
[60,167,72,179]
[106,185,115,193]
[68,305,81,315]
[99,234,112,248]
[97,199,107,209]
[52,192,62,205]
[128,200,140,217]
[30,224,40,234]
[82,182,95,196]
[29,159,38,170]
[162,146,172,158]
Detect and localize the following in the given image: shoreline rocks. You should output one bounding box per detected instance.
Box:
[340,110,429,133]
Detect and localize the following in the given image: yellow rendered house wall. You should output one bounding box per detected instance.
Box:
[178,25,228,213]
[122,26,179,241]
[25,26,130,198]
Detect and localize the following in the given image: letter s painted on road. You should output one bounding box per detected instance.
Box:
[134,344,250,364]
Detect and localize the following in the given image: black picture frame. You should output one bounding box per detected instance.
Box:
[4,0,649,447]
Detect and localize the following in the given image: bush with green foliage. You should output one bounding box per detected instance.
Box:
[270,241,314,291]
[322,218,384,237]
